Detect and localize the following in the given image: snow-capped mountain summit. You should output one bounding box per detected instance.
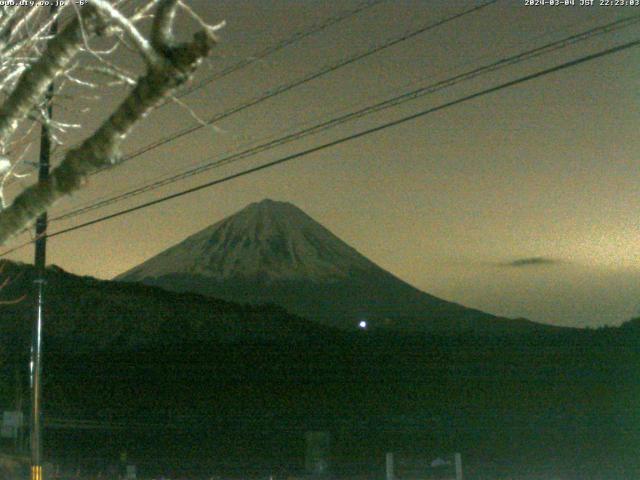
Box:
[117,199,549,333]
[121,199,377,283]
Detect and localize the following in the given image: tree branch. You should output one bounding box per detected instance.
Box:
[0,27,216,244]
[88,0,162,66]
[0,6,105,149]
[151,0,179,52]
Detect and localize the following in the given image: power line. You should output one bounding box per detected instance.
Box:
[172,0,385,100]
[11,38,632,251]
[85,0,500,176]
[48,0,502,218]
[11,0,383,179]
[49,13,640,223]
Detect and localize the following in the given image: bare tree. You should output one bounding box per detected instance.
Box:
[0,0,222,245]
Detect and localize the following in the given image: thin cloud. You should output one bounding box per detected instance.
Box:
[500,257,563,268]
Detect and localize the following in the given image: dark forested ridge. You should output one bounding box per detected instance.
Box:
[0,262,638,478]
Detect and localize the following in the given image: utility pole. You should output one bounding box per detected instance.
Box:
[30,7,57,480]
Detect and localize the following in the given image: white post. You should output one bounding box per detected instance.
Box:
[385,452,394,480]
[454,452,463,480]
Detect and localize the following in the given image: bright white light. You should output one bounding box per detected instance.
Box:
[358,320,367,329]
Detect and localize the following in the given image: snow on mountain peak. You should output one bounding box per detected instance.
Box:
[119,199,378,283]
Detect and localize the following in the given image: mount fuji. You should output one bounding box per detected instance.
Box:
[117,199,550,333]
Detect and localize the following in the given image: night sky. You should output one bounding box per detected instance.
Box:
[4,0,639,328]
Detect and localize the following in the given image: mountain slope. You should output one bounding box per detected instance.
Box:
[118,199,554,333]
[0,261,334,357]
